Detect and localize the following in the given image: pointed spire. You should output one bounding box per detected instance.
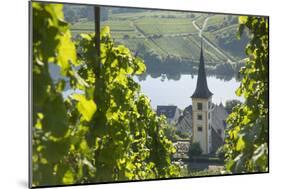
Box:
[191,40,213,99]
[200,37,203,51]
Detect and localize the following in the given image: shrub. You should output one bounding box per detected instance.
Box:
[188,142,202,158]
[175,130,190,139]
[216,146,225,161]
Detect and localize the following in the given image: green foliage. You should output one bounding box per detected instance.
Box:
[72,94,96,122]
[214,63,235,78]
[225,99,242,114]
[71,9,247,75]
[32,2,81,186]
[188,142,202,158]
[162,124,178,141]
[175,130,190,139]
[76,28,179,181]
[224,16,269,173]
[162,124,190,141]
[32,3,179,187]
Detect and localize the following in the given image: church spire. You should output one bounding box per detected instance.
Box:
[191,40,213,99]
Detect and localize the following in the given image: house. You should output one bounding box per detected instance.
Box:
[156,105,181,125]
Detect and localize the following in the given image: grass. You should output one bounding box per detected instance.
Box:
[152,36,199,58]
[102,20,135,31]
[71,21,95,31]
[188,35,226,63]
[111,32,140,39]
[179,164,224,177]
[71,20,134,31]
[182,168,223,177]
[207,15,227,28]
[109,10,190,20]
[124,38,168,56]
[70,9,245,64]
[213,23,238,35]
[195,14,209,28]
[204,24,245,61]
[135,17,197,35]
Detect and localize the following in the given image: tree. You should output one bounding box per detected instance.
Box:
[175,130,190,139]
[188,142,202,158]
[224,16,268,173]
[215,63,235,77]
[64,8,76,23]
[225,99,242,114]
[86,7,94,21]
[163,124,181,141]
[123,34,130,39]
[100,7,109,21]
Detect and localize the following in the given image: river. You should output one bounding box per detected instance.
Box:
[49,63,243,109]
[134,74,243,110]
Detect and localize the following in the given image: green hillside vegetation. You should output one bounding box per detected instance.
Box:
[134,17,197,35]
[194,14,209,28]
[66,6,249,78]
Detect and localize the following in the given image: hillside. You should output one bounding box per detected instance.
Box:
[64,6,249,77]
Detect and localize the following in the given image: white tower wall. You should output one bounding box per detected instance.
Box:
[192,97,213,154]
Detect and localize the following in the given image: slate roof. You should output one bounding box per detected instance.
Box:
[156,105,178,119]
[176,106,193,133]
[211,127,224,153]
[191,41,213,99]
[211,103,228,132]
[185,105,192,114]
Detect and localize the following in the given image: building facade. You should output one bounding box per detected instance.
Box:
[176,103,227,154]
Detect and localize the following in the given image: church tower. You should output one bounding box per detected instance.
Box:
[191,41,213,154]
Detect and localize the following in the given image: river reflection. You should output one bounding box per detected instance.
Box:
[134,74,244,109]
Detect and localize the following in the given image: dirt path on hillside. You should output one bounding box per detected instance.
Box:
[130,17,237,63]
[192,18,236,64]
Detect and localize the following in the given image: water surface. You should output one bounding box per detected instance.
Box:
[134,74,243,109]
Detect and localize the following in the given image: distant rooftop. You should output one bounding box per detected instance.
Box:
[156,105,178,119]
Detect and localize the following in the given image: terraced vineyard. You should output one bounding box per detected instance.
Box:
[134,17,197,35]
[68,7,249,68]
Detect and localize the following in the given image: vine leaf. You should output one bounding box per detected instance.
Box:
[73,94,97,121]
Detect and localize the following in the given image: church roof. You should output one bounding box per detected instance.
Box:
[185,105,192,114]
[176,105,193,133]
[211,104,228,131]
[191,41,213,99]
[211,127,224,153]
[156,105,178,119]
